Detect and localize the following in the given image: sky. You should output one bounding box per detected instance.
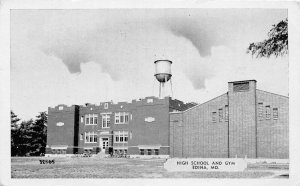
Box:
[10,9,288,120]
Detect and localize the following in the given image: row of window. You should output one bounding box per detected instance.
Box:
[115,112,129,124]
[51,149,67,154]
[212,105,229,123]
[258,103,278,120]
[82,112,130,127]
[211,104,279,122]
[114,149,127,155]
[85,114,98,125]
[140,149,159,155]
[84,132,98,143]
[82,131,129,143]
[114,131,128,143]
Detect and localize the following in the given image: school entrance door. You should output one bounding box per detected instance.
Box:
[100,138,109,152]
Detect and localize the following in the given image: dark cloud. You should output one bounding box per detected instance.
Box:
[38,14,224,91]
[163,17,224,57]
[43,45,92,73]
[30,9,286,90]
[160,15,229,89]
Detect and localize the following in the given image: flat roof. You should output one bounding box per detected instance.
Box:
[228,79,257,83]
[154,60,173,64]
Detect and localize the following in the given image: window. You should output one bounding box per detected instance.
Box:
[85,114,98,125]
[81,116,84,123]
[212,112,217,123]
[218,109,223,122]
[85,132,97,143]
[147,98,153,103]
[124,135,128,142]
[52,149,66,154]
[102,114,111,128]
[104,103,108,109]
[114,131,128,143]
[115,112,130,124]
[266,106,271,120]
[140,149,144,155]
[273,108,278,120]
[147,149,152,155]
[154,149,159,155]
[233,82,249,92]
[94,115,98,124]
[120,114,124,123]
[225,105,229,122]
[115,114,120,124]
[80,134,83,140]
[258,103,263,120]
[120,135,124,142]
[116,135,119,142]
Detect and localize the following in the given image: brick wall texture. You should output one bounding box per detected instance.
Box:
[228,81,257,158]
[47,97,170,155]
[47,105,79,154]
[170,112,183,157]
[47,80,288,158]
[170,80,289,159]
[256,90,289,158]
[171,94,229,158]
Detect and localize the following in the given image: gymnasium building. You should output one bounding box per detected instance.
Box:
[46,80,289,159]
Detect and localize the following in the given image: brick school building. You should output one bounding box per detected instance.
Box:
[46,80,288,159]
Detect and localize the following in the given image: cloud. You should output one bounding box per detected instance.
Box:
[30,10,226,91]
[10,9,289,121]
[23,9,287,90]
[186,66,211,89]
[43,44,92,73]
[162,17,225,57]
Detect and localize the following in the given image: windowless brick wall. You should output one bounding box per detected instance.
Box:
[228,80,257,158]
[46,105,79,154]
[170,112,183,157]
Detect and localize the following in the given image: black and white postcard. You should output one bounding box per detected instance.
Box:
[1,1,300,186]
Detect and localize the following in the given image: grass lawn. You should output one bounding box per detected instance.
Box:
[11,157,288,178]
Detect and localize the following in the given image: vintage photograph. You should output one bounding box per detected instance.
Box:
[9,8,289,179]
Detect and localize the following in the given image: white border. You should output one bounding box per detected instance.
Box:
[1,1,300,186]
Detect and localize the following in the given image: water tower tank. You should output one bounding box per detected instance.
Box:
[154,60,172,83]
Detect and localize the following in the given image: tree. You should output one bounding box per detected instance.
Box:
[247,18,288,58]
[18,119,35,156]
[11,111,20,129]
[30,112,47,156]
[10,111,48,156]
[11,111,20,156]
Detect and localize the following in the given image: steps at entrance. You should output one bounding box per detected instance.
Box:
[96,151,107,158]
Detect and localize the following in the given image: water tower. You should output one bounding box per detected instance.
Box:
[154,60,173,98]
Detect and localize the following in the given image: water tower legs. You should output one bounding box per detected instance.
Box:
[159,82,162,99]
[170,79,173,98]
[158,79,174,99]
